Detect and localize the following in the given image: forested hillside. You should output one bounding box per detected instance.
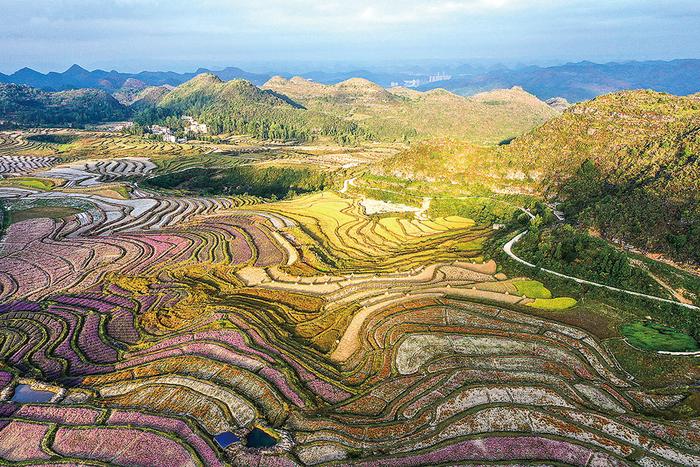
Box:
[507,90,700,261]
[0,74,557,144]
[135,74,377,143]
[0,83,128,125]
[372,90,700,262]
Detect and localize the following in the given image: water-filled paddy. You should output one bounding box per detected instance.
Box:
[11,384,55,403]
[214,431,240,449]
[246,427,277,448]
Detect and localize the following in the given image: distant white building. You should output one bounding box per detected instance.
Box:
[151,125,171,136]
[428,73,452,83]
[182,116,208,134]
[150,125,183,143]
[403,79,422,88]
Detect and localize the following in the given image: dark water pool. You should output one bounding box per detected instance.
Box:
[214,431,240,449]
[10,384,55,403]
[246,427,278,448]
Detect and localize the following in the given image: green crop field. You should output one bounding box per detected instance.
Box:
[622,321,700,352]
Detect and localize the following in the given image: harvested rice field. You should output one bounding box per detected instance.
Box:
[0,130,698,466]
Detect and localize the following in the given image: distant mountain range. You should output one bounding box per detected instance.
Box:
[0,64,415,93]
[3,60,700,103]
[417,59,700,102]
[0,65,272,92]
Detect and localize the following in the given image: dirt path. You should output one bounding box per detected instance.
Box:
[630,258,693,305]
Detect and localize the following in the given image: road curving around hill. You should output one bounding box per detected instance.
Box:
[504,231,700,312]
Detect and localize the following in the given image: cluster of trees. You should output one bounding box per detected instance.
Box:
[123,123,146,136]
[0,84,128,126]
[26,134,78,145]
[147,165,333,199]
[514,222,660,293]
[200,112,312,142]
[429,197,519,225]
[133,99,372,145]
[557,160,700,263]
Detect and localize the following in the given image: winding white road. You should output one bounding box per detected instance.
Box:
[504,231,700,312]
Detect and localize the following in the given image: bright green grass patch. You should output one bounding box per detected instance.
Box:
[114,185,131,199]
[527,297,578,310]
[621,321,699,353]
[513,280,552,299]
[0,178,56,191]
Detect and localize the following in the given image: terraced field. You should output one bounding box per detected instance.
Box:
[0,131,61,158]
[0,131,63,174]
[0,130,697,466]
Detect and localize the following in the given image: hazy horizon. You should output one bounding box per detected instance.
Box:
[2,0,700,74]
[4,57,700,77]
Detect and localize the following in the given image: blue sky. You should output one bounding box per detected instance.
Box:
[1,0,699,73]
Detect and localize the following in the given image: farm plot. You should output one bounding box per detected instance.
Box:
[285,298,700,465]
[0,402,222,466]
[37,157,157,187]
[0,131,61,158]
[0,155,59,175]
[50,133,296,174]
[258,192,488,274]
[0,207,287,302]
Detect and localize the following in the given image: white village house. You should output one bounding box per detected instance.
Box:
[182,116,208,134]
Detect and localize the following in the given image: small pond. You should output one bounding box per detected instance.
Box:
[10,384,55,403]
[214,431,240,449]
[246,427,278,448]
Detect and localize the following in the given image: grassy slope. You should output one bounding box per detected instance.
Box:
[262,77,558,145]
[621,321,699,352]
[372,92,695,295]
[370,139,536,195]
[506,90,700,189]
[157,73,289,111]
